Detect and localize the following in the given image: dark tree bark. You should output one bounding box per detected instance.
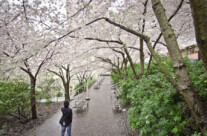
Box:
[189,0,207,74]
[123,46,139,80]
[64,65,71,101]
[20,51,54,119]
[20,61,39,120]
[97,56,123,78]
[151,0,207,134]
[139,39,144,78]
[139,0,148,78]
[20,64,38,120]
[30,76,37,119]
[124,58,128,78]
[63,82,70,101]
[112,49,128,78]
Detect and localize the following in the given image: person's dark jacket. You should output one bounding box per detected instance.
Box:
[59,108,73,126]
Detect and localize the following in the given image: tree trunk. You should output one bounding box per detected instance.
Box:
[146,0,184,77]
[139,0,148,78]
[124,59,128,78]
[117,67,122,79]
[151,0,207,134]
[140,38,144,78]
[30,77,37,119]
[189,0,207,74]
[63,82,70,101]
[146,34,162,77]
[123,47,139,80]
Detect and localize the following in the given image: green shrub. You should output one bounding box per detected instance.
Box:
[192,132,202,136]
[185,60,207,104]
[0,123,7,135]
[44,100,51,105]
[0,80,30,121]
[120,78,138,105]
[148,56,173,76]
[128,73,188,136]
[74,82,86,95]
[88,79,96,88]
[74,79,96,95]
[37,78,61,100]
[111,71,120,84]
[56,91,63,97]
[36,90,46,100]
[111,57,207,135]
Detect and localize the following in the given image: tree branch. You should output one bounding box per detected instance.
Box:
[54,0,93,29]
[22,0,28,20]
[34,50,56,79]
[146,0,184,76]
[68,0,93,19]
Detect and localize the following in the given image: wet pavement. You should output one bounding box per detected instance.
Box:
[31,76,129,136]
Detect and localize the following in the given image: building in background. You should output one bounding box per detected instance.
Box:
[167,44,200,62]
[180,44,200,62]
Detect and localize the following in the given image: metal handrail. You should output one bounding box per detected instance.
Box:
[73,84,87,100]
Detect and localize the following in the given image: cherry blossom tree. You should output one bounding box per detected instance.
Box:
[48,64,76,101]
[71,0,206,133]
[1,1,206,132]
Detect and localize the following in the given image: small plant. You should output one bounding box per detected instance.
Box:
[56,91,63,97]
[37,78,61,101]
[44,100,52,105]
[191,132,202,136]
[74,79,96,95]
[0,123,7,135]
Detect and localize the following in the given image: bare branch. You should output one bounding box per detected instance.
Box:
[152,40,166,46]
[5,12,23,26]
[128,46,140,50]
[54,0,93,29]
[68,0,93,19]
[69,36,123,44]
[34,50,56,78]
[22,0,28,20]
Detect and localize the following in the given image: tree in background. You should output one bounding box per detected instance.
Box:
[48,64,76,101]
[19,50,55,119]
[83,0,207,134]
[37,77,61,101]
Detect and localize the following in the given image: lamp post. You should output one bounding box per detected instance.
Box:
[85,55,95,100]
[85,53,90,100]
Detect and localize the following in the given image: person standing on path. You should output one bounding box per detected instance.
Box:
[59,101,73,136]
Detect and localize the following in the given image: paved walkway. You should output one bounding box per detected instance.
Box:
[32,76,128,136]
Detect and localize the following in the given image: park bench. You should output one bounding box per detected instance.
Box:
[111,83,120,91]
[93,77,105,89]
[113,102,121,112]
[99,77,104,84]
[93,82,100,89]
[73,99,88,111]
[111,83,122,113]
